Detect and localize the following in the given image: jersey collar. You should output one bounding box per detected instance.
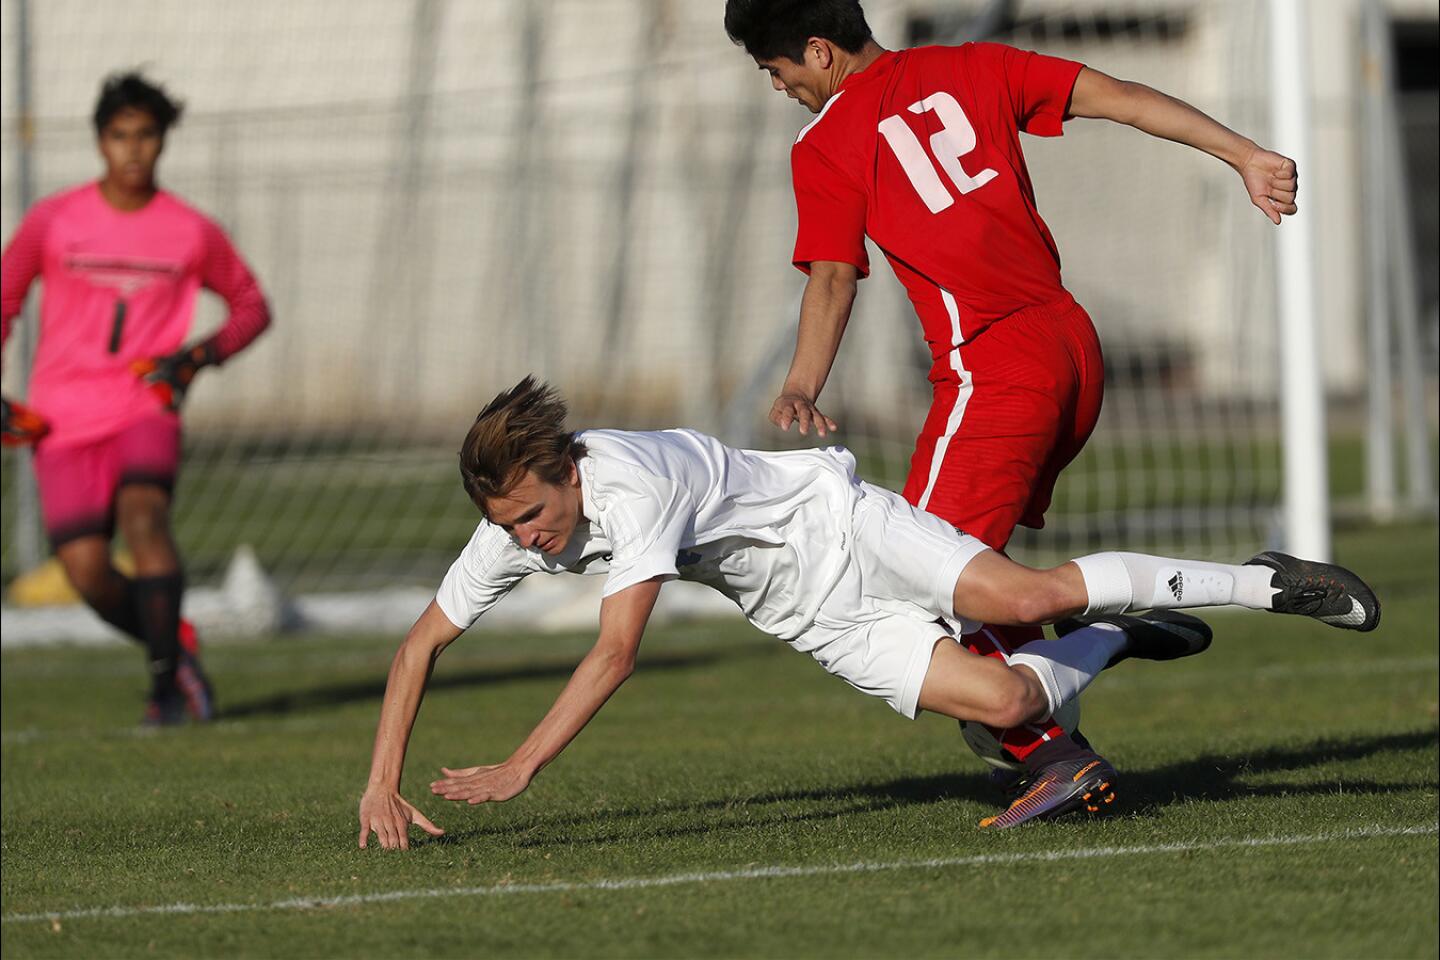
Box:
[837,49,899,94]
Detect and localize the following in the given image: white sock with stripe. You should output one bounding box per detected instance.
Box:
[1072,552,1278,615]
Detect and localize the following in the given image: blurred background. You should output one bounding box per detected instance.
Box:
[1,0,1435,635]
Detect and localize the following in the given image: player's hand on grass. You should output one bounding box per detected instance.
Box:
[1237,146,1298,225]
[770,391,838,437]
[130,341,216,411]
[1,396,50,447]
[430,762,532,805]
[358,787,444,850]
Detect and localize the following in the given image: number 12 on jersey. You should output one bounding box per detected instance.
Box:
[878,92,997,214]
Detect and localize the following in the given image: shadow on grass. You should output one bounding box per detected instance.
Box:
[421,727,1439,850]
[217,644,773,720]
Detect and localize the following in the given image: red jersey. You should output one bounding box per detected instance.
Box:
[790,43,1084,362]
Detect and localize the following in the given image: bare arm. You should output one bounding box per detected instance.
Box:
[358,600,464,850]
[770,260,860,437]
[428,577,663,805]
[1068,67,1298,225]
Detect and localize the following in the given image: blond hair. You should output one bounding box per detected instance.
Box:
[459,376,586,513]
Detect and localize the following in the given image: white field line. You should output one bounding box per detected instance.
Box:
[4,654,1436,747]
[3,824,1435,926]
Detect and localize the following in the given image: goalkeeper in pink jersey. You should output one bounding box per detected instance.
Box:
[1,73,271,725]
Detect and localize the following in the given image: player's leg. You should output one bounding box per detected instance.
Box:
[900,305,1100,771]
[911,614,1208,830]
[915,636,1050,729]
[1014,299,1105,536]
[1066,549,1380,631]
[53,535,145,644]
[113,483,190,723]
[854,481,1211,716]
[802,608,1117,732]
[951,543,1378,633]
[36,436,149,644]
[975,297,1106,742]
[113,414,213,721]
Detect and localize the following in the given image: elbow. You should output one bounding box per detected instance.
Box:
[399,627,448,663]
[609,651,637,684]
[253,296,274,336]
[595,645,637,685]
[1110,80,1157,127]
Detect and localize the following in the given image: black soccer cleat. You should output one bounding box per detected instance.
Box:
[1054,610,1213,668]
[1245,551,1381,632]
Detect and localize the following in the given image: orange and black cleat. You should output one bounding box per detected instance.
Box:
[978,754,1118,829]
[1,396,50,447]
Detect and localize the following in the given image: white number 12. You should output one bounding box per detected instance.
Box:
[878,92,997,214]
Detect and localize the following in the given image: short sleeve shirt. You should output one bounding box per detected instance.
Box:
[433,429,862,640]
[790,43,1084,355]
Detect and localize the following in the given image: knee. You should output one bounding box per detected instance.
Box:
[61,557,116,607]
[117,497,172,550]
[979,669,1047,729]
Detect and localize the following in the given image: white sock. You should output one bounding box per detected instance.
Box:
[1009,624,1128,717]
[1072,552,1277,615]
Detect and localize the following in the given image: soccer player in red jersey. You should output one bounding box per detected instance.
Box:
[1,73,271,725]
[724,0,1299,825]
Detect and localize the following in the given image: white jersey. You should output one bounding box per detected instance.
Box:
[435,428,862,640]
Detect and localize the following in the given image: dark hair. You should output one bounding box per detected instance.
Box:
[459,376,587,514]
[724,0,873,63]
[93,72,184,135]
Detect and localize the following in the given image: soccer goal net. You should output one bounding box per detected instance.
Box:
[2,0,1433,611]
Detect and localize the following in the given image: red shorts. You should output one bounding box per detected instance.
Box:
[33,413,181,548]
[901,294,1104,552]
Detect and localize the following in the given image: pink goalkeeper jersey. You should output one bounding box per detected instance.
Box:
[1,182,270,448]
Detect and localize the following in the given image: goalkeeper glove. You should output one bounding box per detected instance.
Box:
[131,341,218,411]
[1,396,50,447]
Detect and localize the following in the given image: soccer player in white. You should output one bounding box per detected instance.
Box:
[358,379,1379,848]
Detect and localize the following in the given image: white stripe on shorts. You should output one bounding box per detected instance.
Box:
[917,287,972,511]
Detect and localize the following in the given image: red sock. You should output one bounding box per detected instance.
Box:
[178,618,200,656]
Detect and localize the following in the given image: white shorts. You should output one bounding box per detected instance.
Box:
[796,481,990,719]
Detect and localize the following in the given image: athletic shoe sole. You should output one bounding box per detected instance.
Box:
[1054,610,1213,667]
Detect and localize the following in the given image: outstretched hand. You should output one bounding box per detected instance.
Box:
[769,392,838,437]
[1238,147,1298,224]
[358,787,444,850]
[430,762,532,805]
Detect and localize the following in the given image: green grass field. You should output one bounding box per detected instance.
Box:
[2,522,1437,958]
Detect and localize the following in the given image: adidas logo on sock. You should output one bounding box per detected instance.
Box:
[1168,572,1184,601]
